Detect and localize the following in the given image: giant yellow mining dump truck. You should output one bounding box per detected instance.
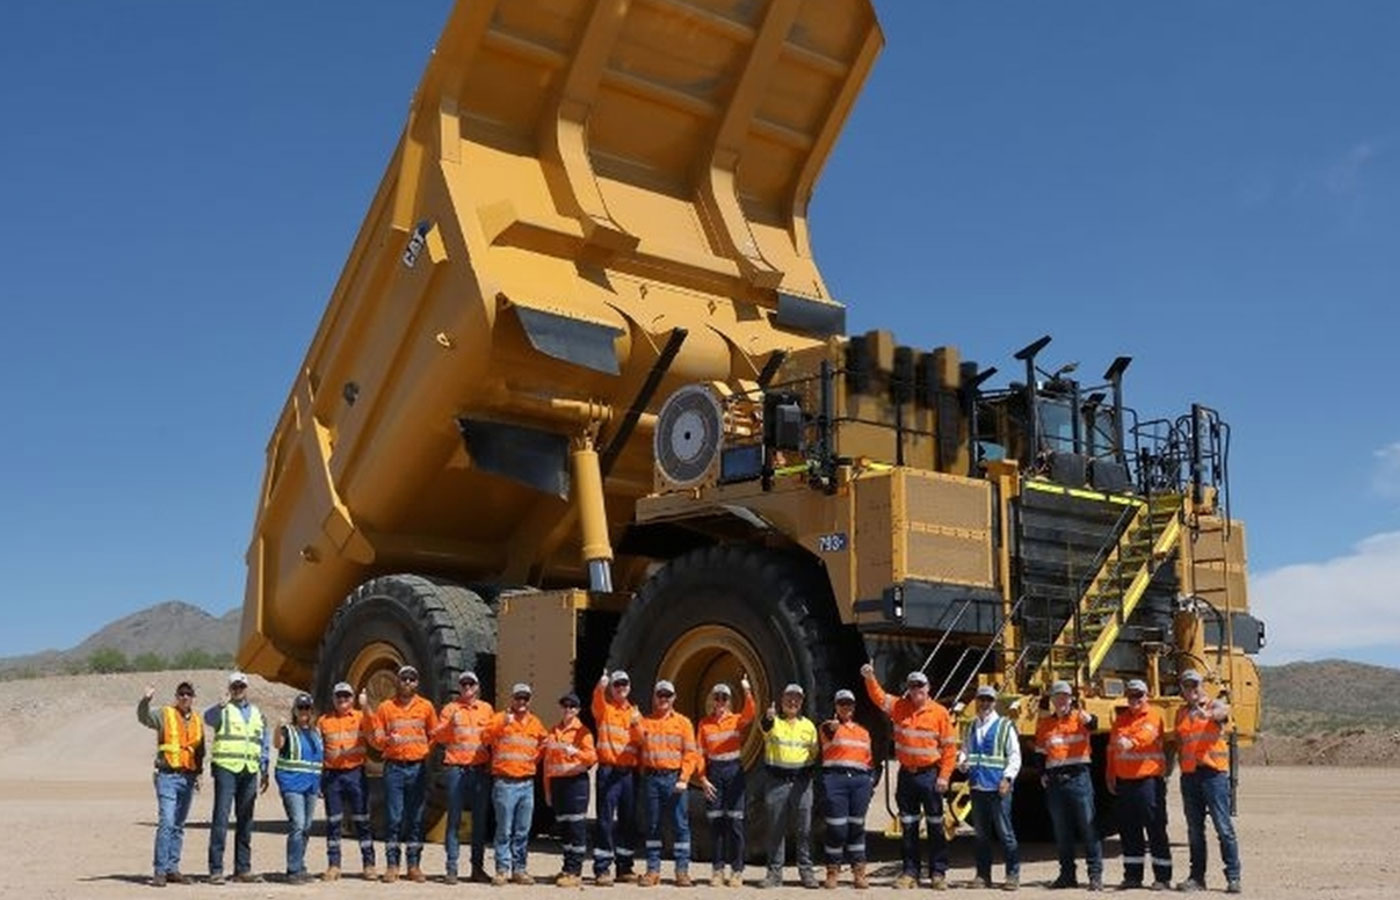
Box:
[240,0,1264,836]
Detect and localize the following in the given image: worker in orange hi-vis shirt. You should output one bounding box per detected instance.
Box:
[370,665,437,884]
[317,682,376,882]
[544,692,597,887]
[861,663,958,890]
[592,669,642,885]
[695,675,757,887]
[432,670,494,884]
[819,689,874,890]
[632,679,701,887]
[1107,678,1171,890]
[484,683,548,886]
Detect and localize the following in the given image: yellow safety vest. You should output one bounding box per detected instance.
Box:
[765,716,818,769]
[211,704,265,774]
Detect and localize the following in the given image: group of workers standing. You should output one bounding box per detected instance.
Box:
[137,665,1241,893]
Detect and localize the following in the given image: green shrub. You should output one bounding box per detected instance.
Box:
[88,647,130,674]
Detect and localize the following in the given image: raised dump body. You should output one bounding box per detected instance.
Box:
[240,0,884,682]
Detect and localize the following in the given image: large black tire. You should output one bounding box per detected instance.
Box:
[313,574,496,838]
[607,545,865,866]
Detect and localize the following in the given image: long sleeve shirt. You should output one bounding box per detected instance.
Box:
[631,709,701,783]
[203,700,269,772]
[544,719,598,784]
[138,697,205,772]
[863,673,958,779]
[592,682,642,767]
[696,693,757,778]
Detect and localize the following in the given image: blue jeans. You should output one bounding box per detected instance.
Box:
[281,790,317,875]
[895,767,947,877]
[493,778,535,873]
[444,764,493,874]
[208,767,258,876]
[1045,767,1103,880]
[643,771,691,873]
[1181,769,1240,883]
[152,771,196,875]
[322,767,375,867]
[969,790,1019,880]
[553,773,591,875]
[820,769,873,864]
[705,760,747,873]
[1118,776,1172,885]
[594,765,637,876]
[383,760,427,869]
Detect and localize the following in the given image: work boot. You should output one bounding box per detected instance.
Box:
[492,872,510,886]
[638,871,661,887]
[445,871,459,885]
[619,872,639,884]
[852,863,869,890]
[596,872,615,887]
[151,873,167,888]
[408,866,426,883]
[470,867,492,884]
[206,874,225,886]
[969,876,991,889]
[760,869,783,889]
[1118,880,1144,891]
[1225,881,1242,894]
[676,870,694,887]
[1088,876,1104,892]
[165,872,188,885]
[726,872,746,888]
[801,869,820,889]
[556,872,580,887]
[233,873,265,883]
[383,867,399,884]
[711,870,726,887]
[825,865,840,889]
[361,864,379,882]
[1151,882,1170,892]
[1050,875,1078,890]
[930,874,948,891]
[323,865,340,882]
[1175,879,1204,893]
[893,873,917,890]
[1002,873,1020,892]
[513,871,535,885]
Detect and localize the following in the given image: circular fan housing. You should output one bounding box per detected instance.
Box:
[654,385,723,487]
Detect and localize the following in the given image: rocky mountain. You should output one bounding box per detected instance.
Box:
[0,601,239,676]
[1258,659,1400,734]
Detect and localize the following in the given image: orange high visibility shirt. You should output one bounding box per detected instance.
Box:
[372,695,438,762]
[1034,710,1094,770]
[544,719,598,783]
[318,708,371,770]
[485,710,548,778]
[863,673,958,779]
[592,682,641,767]
[820,720,874,772]
[696,692,757,777]
[1175,703,1230,774]
[1108,705,1166,779]
[632,709,700,783]
[433,698,495,766]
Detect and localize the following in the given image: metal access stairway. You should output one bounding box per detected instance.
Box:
[1034,492,1183,687]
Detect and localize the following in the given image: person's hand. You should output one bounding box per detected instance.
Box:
[600,671,610,687]
[1079,709,1093,725]
[956,759,969,774]
[740,673,751,693]
[860,663,875,680]
[144,685,156,701]
[767,702,778,719]
[565,744,579,757]
[702,779,718,802]
[1040,774,1048,789]
[356,690,369,709]
[821,719,838,738]
[277,716,288,730]
[194,775,203,793]
[259,772,270,795]
[675,779,687,794]
[998,778,1011,797]
[1116,735,1133,752]
[935,777,949,794]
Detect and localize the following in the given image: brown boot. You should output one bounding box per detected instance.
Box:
[407,866,426,883]
[322,865,340,882]
[383,867,398,884]
[824,866,840,889]
[361,864,379,882]
[852,863,869,890]
[676,870,693,887]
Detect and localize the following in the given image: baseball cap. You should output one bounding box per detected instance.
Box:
[711,683,732,697]
[459,671,479,685]
[905,671,930,687]
[294,693,314,709]
[511,683,532,697]
[654,679,676,695]
[397,665,419,680]
[782,682,805,696]
[1125,679,1149,695]
[559,692,581,708]
[975,685,998,700]
[610,670,630,684]
[1050,680,1073,696]
[332,682,354,696]
[834,689,856,704]
[227,671,249,687]
[1179,669,1203,685]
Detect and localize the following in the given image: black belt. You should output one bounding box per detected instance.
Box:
[901,765,937,776]
[496,773,533,782]
[765,765,811,780]
[1046,764,1089,779]
[447,762,490,770]
[643,767,681,777]
[822,767,872,777]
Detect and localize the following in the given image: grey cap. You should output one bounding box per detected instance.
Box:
[782,682,805,696]
[834,689,856,703]
[1179,669,1203,685]
[905,671,930,686]
[227,671,249,687]
[294,693,314,708]
[459,670,479,685]
[332,681,354,695]
[1050,680,1073,696]
[1126,678,1149,694]
[711,683,732,697]
[975,685,998,700]
[397,664,419,679]
[511,683,532,697]
[610,670,630,683]
[654,679,676,694]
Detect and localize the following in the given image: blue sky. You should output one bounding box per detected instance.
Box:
[1,2,1396,665]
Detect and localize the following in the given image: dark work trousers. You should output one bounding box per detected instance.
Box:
[1117,776,1172,885]
[1044,766,1101,881]
[554,773,591,875]
[704,759,746,874]
[763,768,814,879]
[322,767,375,869]
[820,768,873,865]
[594,765,637,877]
[895,767,947,878]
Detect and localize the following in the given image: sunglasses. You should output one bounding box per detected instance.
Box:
[399,676,418,683]
[1126,692,1146,699]
[334,692,353,699]
[229,683,248,690]
[513,693,532,701]
[295,704,313,711]
[561,702,580,709]
[176,692,195,699]
[655,691,675,698]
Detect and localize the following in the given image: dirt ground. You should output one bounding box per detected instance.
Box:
[2,672,1397,898]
